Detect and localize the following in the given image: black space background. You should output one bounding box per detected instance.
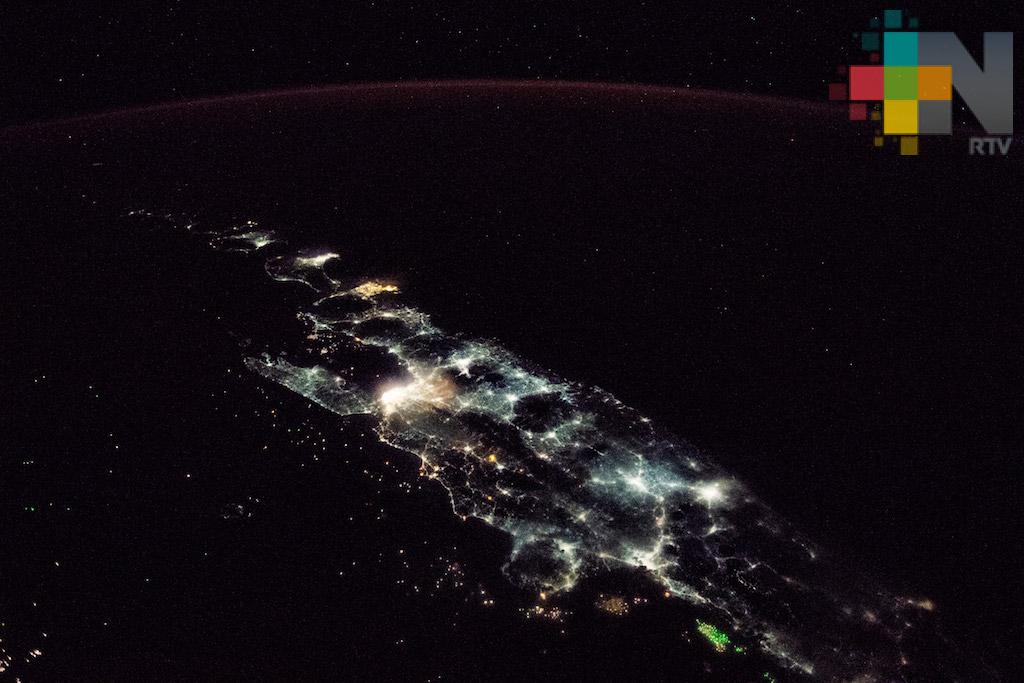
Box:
[1,2,1022,125]
[2,2,1023,680]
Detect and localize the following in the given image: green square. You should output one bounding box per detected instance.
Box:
[884,67,918,100]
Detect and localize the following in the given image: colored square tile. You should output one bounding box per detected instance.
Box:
[871,109,881,121]
[884,66,918,99]
[884,32,918,66]
[849,103,867,120]
[884,9,903,29]
[829,83,848,101]
[849,66,884,100]
[870,52,880,63]
[900,136,918,155]
[908,17,920,28]
[874,135,885,147]
[885,100,918,134]
[918,99,952,134]
[918,66,952,100]
[862,32,880,51]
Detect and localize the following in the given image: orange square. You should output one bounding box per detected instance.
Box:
[918,66,952,100]
[900,136,919,155]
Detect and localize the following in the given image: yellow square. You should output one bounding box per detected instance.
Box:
[870,110,881,121]
[918,66,952,100]
[900,136,918,155]
[884,100,918,134]
[874,136,885,147]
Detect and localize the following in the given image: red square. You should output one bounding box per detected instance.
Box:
[828,83,848,101]
[849,66,884,100]
[849,103,867,120]
[869,52,880,63]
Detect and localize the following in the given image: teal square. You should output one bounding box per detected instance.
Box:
[861,32,880,51]
[885,67,918,99]
[884,32,918,65]
[884,9,903,28]
[908,17,920,29]
[870,17,881,28]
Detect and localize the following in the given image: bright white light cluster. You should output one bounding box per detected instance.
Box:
[137,211,960,682]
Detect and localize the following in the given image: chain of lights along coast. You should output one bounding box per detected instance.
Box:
[129,211,975,682]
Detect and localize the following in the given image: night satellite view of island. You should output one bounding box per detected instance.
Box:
[2,4,1022,682]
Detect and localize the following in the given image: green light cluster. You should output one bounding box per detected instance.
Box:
[696,620,732,652]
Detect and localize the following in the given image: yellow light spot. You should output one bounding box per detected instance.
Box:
[351,281,400,298]
[884,100,918,134]
[595,595,630,616]
[899,136,918,156]
[378,373,457,415]
[487,453,498,463]
[909,597,935,611]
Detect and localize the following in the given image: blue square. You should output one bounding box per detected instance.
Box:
[884,32,918,66]
[884,9,903,29]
